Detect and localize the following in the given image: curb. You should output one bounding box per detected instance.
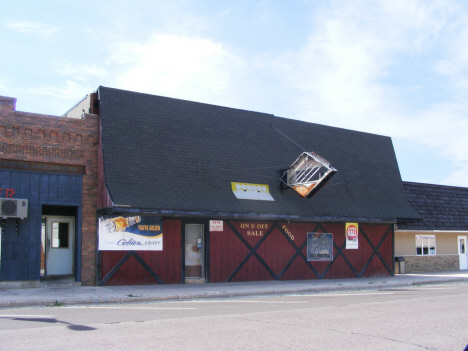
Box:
[0,278,467,309]
[411,278,468,286]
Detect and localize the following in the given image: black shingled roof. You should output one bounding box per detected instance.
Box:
[398,182,468,230]
[98,86,420,223]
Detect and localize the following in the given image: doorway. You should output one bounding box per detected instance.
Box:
[458,236,467,270]
[41,216,75,276]
[185,224,204,280]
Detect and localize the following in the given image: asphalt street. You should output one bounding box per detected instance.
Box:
[1,283,467,350]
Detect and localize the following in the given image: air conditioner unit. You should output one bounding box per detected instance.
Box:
[0,199,28,218]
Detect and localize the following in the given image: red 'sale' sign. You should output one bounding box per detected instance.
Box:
[345,223,358,249]
[346,225,358,240]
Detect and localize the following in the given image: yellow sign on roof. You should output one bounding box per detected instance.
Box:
[231,182,275,201]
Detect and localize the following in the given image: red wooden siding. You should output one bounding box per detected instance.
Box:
[100,219,393,285]
[100,219,182,285]
[209,221,393,283]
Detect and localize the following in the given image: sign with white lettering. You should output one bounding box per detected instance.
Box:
[345,223,359,249]
[307,233,333,261]
[210,220,223,232]
[98,216,163,251]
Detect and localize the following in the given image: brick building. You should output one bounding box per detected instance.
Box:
[0,94,99,287]
[1,87,422,287]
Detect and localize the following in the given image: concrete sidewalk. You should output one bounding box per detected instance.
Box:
[1,271,468,309]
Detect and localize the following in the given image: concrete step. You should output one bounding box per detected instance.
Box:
[39,281,81,288]
[40,275,81,288]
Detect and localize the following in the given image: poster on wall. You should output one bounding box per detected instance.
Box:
[210,220,223,232]
[345,223,359,249]
[307,233,333,261]
[98,216,163,251]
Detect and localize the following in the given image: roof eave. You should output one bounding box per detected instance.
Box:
[97,206,404,224]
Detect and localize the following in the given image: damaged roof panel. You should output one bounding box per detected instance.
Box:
[286,151,337,198]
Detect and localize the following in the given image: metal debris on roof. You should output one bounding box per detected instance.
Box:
[285,152,337,198]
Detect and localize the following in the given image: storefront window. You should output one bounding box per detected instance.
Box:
[416,235,436,255]
[51,222,69,248]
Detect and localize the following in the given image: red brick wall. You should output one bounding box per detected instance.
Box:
[0,96,99,285]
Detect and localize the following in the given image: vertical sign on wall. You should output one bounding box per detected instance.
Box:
[345,223,359,249]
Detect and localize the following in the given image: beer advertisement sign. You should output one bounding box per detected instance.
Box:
[345,223,359,249]
[307,233,333,261]
[98,216,163,251]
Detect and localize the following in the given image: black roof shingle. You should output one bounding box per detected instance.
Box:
[98,86,420,222]
[398,182,468,230]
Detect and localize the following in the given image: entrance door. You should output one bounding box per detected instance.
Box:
[44,216,75,275]
[185,224,204,278]
[458,236,467,270]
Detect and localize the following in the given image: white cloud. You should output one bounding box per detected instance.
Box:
[54,61,107,81]
[29,80,92,100]
[107,34,244,102]
[99,2,468,186]
[5,21,60,39]
[443,162,468,187]
[281,1,454,125]
[268,0,468,186]
[13,1,463,185]
[433,16,468,93]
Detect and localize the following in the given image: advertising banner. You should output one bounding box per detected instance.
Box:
[98,216,163,251]
[345,223,359,249]
[307,233,333,261]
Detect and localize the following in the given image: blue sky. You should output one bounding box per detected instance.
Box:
[1,1,468,187]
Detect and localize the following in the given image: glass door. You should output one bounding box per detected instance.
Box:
[185,224,204,279]
[43,216,75,276]
[458,236,467,270]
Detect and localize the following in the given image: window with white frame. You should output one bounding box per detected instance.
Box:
[416,235,436,255]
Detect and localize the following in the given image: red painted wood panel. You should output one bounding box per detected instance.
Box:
[209,221,393,283]
[101,219,393,285]
[209,222,250,282]
[360,224,393,278]
[100,219,182,285]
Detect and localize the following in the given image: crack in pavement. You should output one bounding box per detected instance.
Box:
[226,316,442,350]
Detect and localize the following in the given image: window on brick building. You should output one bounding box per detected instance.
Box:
[416,235,436,255]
